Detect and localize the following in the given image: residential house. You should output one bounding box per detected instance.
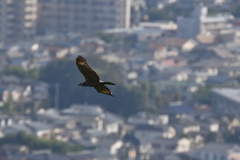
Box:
[148,37,198,52]
[210,46,237,60]
[218,66,240,78]
[7,85,24,102]
[194,143,240,160]
[148,44,179,60]
[134,124,176,140]
[189,46,237,64]
[0,75,21,85]
[188,72,210,84]
[54,129,80,142]
[25,122,53,139]
[118,143,137,160]
[79,37,105,54]
[220,116,240,132]
[102,113,122,135]
[165,37,198,52]
[138,137,192,160]
[138,138,177,159]
[11,115,32,125]
[0,87,10,106]
[128,112,169,126]
[32,81,49,101]
[200,119,219,133]
[3,124,32,136]
[154,67,190,83]
[67,149,118,160]
[96,137,123,155]
[173,119,201,135]
[0,145,29,160]
[37,109,76,130]
[0,115,13,127]
[205,76,237,87]
[175,138,192,153]
[72,129,108,147]
[160,57,187,68]
[62,104,122,134]
[187,133,205,148]
[167,101,194,116]
[62,104,103,129]
[28,150,69,160]
[62,104,104,117]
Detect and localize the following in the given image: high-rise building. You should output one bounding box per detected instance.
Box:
[0,0,38,43]
[37,0,131,35]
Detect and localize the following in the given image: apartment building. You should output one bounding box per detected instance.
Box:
[0,0,38,43]
[212,88,240,114]
[177,5,234,39]
[37,0,131,35]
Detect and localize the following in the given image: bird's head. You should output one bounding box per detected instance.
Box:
[78,83,84,86]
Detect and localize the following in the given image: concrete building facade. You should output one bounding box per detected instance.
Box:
[37,0,131,35]
[177,5,234,39]
[0,0,38,43]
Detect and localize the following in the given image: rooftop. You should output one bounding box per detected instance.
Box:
[212,88,240,103]
[195,143,240,153]
[104,27,164,35]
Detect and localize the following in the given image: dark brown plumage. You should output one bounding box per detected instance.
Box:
[76,55,115,97]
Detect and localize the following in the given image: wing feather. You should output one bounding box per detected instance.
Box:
[76,55,100,81]
[94,84,114,97]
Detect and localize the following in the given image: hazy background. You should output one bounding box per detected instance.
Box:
[0,0,240,160]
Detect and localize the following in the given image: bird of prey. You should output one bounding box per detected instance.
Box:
[76,55,115,97]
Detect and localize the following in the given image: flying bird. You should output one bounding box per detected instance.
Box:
[76,55,115,97]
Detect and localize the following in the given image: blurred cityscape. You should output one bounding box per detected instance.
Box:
[1,0,240,160]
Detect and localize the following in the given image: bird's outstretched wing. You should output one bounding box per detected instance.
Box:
[94,84,114,97]
[76,55,100,81]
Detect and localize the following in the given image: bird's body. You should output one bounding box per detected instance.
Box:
[76,55,115,97]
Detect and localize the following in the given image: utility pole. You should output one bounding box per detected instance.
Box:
[55,83,59,111]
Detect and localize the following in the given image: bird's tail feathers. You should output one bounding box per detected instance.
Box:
[101,82,116,85]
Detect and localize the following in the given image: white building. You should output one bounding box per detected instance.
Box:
[139,21,177,30]
[177,5,234,39]
[0,0,38,43]
[37,0,131,34]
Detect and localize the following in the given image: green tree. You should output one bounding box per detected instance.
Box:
[205,132,219,143]
[224,128,240,143]
[2,65,28,78]
[2,65,39,80]
[193,85,214,104]
[0,97,15,114]
[155,92,182,108]
[0,132,82,154]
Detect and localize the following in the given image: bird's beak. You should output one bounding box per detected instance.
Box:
[78,83,83,86]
